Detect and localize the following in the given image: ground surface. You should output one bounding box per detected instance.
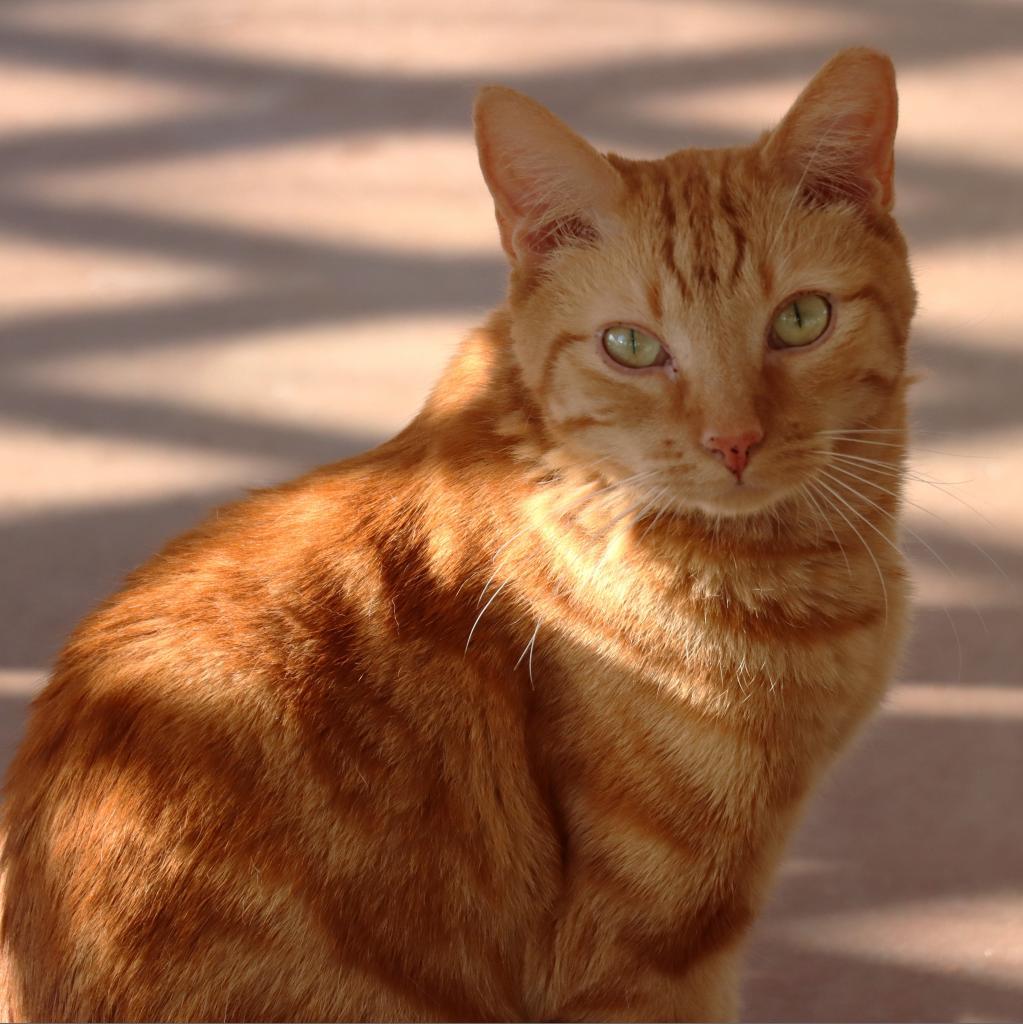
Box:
[1,2,1021,1020]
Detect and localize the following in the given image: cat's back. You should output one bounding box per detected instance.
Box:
[0,440,555,1021]
[10,452,385,776]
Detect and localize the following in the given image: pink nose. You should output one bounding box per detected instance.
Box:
[702,428,764,478]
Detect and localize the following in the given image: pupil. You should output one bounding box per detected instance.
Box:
[793,302,803,328]
[629,329,637,354]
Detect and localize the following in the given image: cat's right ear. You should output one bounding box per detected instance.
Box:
[763,48,899,211]
[473,87,623,263]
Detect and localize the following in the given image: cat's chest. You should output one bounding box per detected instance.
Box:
[524,655,801,997]
[572,538,900,711]
[545,652,802,843]
[520,539,902,908]
[536,574,897,869]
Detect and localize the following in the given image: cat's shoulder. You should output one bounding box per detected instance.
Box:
[47,453,397,699]
[10,461,396,791]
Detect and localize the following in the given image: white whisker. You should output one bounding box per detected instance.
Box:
[828,451,970,486]
[528,624,539,685]
[826,434,986,459]
[823,463,992,633]
[630,486,668,533]
[826,461,1010,589]
[819,428,957,437]
[819,470,965,677]
[812,476,890,622]
[638,487,672,543]
[465,579,510,653]
[514,621,541,688]
[802,480,851,576]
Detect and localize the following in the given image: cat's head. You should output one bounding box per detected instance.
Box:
[474,48,916,520]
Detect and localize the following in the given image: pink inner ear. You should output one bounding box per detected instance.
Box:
[769,50,899,213]
[801,136,889,208]
[516,214,600,258]
[474,86,624,263]
[816,103,895,208]
[484,152,598,260]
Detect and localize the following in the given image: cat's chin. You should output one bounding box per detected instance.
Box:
[688,481,788,519]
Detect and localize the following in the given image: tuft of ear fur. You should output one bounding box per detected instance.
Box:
[764,48,898,211]
[473,86,623,263]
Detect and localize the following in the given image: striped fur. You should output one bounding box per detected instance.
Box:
[1,49,915,1021]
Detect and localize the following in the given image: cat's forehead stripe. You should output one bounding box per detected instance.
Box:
[682,161,720,290]
[655,155,753,304]
[657,176,693,305]
[646,277,663,323]
[716,159,750,288]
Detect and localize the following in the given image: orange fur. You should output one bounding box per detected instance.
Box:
[1,49,915,1021]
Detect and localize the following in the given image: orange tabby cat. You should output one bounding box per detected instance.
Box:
[1,48,915,1022]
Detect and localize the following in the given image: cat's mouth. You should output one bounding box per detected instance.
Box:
[688,477,789,518]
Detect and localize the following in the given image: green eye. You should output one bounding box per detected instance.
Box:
[771,294,831,348]
[602,325,665,368]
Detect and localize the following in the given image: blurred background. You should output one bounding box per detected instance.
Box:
[0,1,1020,1019]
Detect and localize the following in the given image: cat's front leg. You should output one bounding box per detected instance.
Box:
[542,944,741,1022]
[532,893,745,1024]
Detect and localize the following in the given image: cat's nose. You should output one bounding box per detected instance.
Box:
[701,427,764,479]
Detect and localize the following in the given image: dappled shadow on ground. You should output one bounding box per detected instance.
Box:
[1,2,1021,1019]
[0,697,32,777]
[744,670,1023,1020]
[746,940,1023,1022]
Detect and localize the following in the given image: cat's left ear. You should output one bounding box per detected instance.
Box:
[764,48,898,211]
[474,87,624,263]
